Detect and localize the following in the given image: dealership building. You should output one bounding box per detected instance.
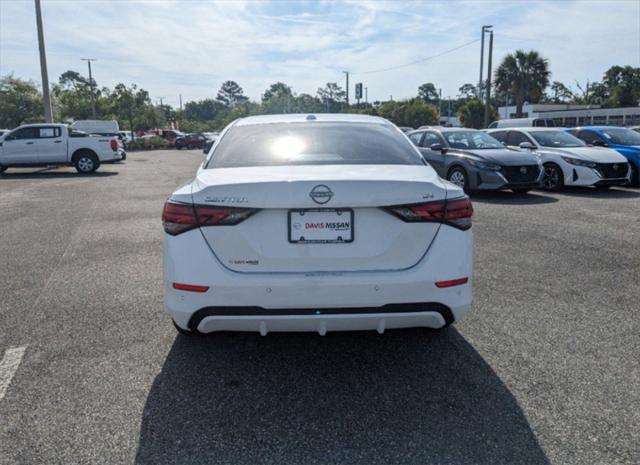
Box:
[496,103,640,127]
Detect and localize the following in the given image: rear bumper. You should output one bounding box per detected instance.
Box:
[164,225,473,333]
[100,151,124,163]
[188,304,463,335]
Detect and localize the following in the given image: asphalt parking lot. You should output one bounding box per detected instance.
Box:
[0,149,638,465]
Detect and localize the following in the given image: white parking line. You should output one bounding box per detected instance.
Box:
[0,346,27,401]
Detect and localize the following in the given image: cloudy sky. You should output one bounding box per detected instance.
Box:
[1,0,639,107]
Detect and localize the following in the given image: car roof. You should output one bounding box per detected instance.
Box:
[234,113,390,126]
[490,127,561,132]
[572,126,627,131]
[15,123,66,128]
[409,127,476,133]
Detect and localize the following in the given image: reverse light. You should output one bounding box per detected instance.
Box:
[162,201,258,235]
[384,197,473,230]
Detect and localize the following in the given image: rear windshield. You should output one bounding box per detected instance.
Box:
[206,122,424,168]
[529,131,585,148]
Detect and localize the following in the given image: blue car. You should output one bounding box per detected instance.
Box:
[568,126,640,186]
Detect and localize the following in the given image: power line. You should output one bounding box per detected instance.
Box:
[351,38,480,76]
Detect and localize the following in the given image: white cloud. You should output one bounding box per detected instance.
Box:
[1,0,638,107]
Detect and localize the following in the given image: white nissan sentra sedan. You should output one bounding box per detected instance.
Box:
[163,114,473,336]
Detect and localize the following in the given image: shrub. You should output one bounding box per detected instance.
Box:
[127,136,172,151]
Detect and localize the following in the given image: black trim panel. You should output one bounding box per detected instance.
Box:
[187,302,454,332]
[594,179,628,187]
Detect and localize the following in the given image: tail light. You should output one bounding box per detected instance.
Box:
[110,139,118,151]
[162,201,258,235]
[384,197,473,230]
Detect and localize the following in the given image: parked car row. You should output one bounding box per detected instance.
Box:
[406,125,639,193]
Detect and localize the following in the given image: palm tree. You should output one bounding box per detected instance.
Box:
[494,50,550,118]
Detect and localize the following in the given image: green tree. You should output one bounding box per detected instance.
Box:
[0,74,43,127]
[418,82,439,104]
[494,50,550,117]
[602,65,640,107]
[458,83,477,99]
[458,98,497,129]
[402,99,439,128]
[52,69,113,121]
[108,83,164,132]
[183,99,224,121]
[216,80,248,107]
[292,93,324,113]
[374,98,438,127]
[317,82,346,112]
[546,81,574,103]
[262,82,292,103]
[262,82,294,114]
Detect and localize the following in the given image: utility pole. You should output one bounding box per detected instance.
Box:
[365,86,368,104]
[81,58,97,119]
[484,28,494,129]
[438,88,442,116]
[178,94,183,130]
[343,71,349,108]
[478,25,492,100]
[34,0,53,123]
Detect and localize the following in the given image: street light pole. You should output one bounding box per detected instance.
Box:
[34,0,53,123]
[484,28,494,128]
[81,58,97,119]
[343,71,349,108]
[478,25,492,100]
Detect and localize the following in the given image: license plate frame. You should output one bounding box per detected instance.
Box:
[288,208,354,244]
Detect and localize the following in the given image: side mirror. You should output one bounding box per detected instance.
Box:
[430,143,447,153]
[519,142,536,150]
[591,139,608,147]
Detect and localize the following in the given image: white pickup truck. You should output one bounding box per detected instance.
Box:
[0,123,122,174]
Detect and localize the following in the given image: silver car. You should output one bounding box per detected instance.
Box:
[407,128,543,194]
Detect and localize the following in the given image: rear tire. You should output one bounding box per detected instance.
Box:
[74,151,99,174]
[447,166,470,193]
[542,163,563,191]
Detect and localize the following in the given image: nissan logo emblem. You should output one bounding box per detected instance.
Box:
[520,166,527,174]
[309,185,333,204]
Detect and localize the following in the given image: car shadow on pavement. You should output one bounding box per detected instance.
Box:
[135,328,549,465]
[0,170,118,179]
[471,190,558,205]
[555,186,640,199]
